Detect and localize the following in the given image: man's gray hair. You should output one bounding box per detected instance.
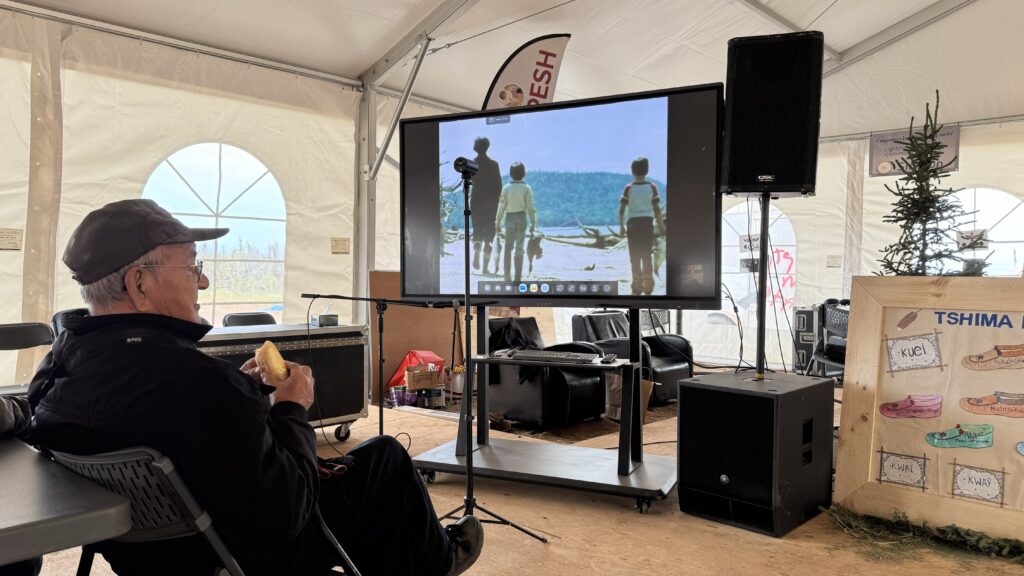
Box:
[80,246,165,308]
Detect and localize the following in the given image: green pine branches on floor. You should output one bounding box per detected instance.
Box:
[824,504,1024,563]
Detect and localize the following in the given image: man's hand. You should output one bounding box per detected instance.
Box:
[241,357,263,382]
[270,361,314,409]
[247,357,314,409]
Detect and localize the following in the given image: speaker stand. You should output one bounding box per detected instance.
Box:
[754,192,772,381]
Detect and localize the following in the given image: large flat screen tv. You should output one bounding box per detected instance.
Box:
[400,83,722,309]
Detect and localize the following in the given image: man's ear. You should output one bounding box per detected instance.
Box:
[123,267,148,306]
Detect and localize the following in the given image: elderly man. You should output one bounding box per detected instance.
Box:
[27,199,481,576]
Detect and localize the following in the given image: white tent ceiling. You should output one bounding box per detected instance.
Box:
[8,0,1024,136]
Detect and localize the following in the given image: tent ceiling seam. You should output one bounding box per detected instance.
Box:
[823,0,977,77]
[731,0,841,60]
[0,1,362,88]
[821,112,1024,144]
[358,0,481,86]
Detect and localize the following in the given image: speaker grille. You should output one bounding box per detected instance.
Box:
[721,32,824,196]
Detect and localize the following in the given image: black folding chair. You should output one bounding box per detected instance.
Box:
[52,308,89,336]
[222,313,276,327]
[50,447,360,576]
[0,323,54,351]
[0,323,55,396]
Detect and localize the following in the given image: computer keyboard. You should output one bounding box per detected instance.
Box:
[510,349,600,364]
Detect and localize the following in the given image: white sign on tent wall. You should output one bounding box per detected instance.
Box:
[956,229,989,250]
[740,234,759,251]
[869,125,960,177]
[0,228,23,250]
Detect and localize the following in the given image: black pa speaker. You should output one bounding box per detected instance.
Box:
[721,31,824,197]
[677,372,833,537]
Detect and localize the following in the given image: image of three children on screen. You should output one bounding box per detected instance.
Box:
[470,137,664,295]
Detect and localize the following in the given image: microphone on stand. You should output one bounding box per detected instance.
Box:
[453,157,479,177]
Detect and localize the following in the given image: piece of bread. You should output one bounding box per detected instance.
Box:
[256,340,289,383]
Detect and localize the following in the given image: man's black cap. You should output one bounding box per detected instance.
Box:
[63,199,229,285]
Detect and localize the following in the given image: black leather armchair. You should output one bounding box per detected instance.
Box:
[487,316,545,386]
[485,317,605,429]
[572,311,693,404]
[488,341,606,429]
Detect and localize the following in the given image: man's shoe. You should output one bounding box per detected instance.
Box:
[879,394,942,418]
[445,515,483,576]
[925,423,993,449]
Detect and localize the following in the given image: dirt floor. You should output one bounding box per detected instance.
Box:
[40,404,1024,575]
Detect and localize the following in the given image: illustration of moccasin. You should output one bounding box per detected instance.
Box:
[1018,442,1024,457]
[925,423,993,449]
[959,391,1024,418]
[962,344,1024,370]
[879,394,942,418]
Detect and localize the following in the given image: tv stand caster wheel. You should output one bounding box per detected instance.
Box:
[635,498,651,514]
[420,470,437,484]
[334,424,351,442]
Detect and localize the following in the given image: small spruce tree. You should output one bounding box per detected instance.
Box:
[878,91,985,276]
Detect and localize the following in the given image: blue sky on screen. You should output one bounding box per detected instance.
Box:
[439,97,668,182]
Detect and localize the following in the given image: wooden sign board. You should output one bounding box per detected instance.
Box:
[835,276,1024,539]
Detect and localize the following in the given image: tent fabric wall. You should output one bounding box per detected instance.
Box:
[0,11,34,384]
[48,24,360,326]
[859,121,1024,278]
[3,2,1024,378]
[0,9,361,387]
[680,142,852,367]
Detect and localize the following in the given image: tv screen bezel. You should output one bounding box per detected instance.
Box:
[399,83,723,309]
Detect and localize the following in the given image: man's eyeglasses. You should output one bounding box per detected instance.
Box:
[139,261,205,282]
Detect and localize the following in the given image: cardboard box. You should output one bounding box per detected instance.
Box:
[405,364,441,391]
[603,374,655,424]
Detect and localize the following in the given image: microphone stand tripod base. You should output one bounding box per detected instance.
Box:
[435,167,547,544]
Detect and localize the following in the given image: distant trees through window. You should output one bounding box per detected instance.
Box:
[142,143,286,326]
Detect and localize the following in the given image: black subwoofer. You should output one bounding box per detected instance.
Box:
[720,31,824,197]
[677,372,833,536]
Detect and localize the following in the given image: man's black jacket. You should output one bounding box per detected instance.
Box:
[28,313,319,574]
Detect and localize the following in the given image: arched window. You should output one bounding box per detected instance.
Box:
[688,201,797,367]
[948,187,1024,276]
[142,143,286,326]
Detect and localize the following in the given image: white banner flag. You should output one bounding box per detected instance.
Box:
[482,34,571,110]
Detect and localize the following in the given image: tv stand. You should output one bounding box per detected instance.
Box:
[414,307,677,511]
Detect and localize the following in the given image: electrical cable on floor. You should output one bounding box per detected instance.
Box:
[602,439,677,450]
[394,431,413,452]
